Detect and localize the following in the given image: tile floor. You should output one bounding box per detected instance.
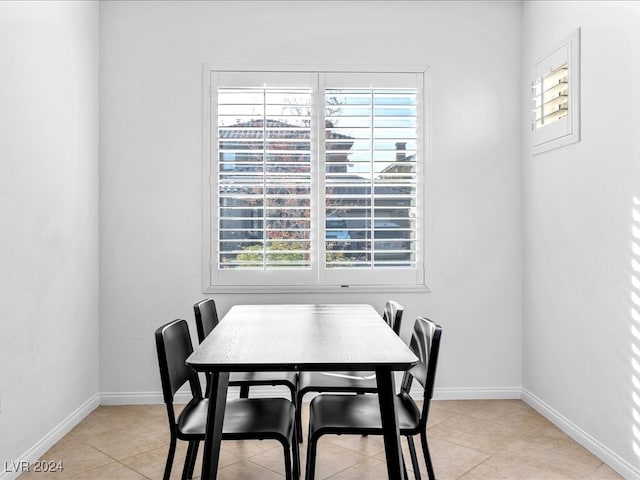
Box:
[17,399,622,480]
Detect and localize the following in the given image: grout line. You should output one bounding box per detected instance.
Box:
[452,451,500,480]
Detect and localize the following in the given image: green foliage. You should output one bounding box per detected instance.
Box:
[236,240,352,267]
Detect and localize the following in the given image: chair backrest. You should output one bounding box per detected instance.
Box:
[400,317,442,403]
[155,319,202,405]
[194,298,219,343]
[382,300,404,335]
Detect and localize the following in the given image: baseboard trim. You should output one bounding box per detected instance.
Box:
[1,393,100,480]
[99,391,167,405]
[431,386,522,400]
[99,386,296,405]
[100,385,523,406]
[522,388,639,480]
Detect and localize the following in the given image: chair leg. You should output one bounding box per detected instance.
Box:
[204,373,212,398]
[305,433,319,480]
[282,439,293,480]
[182,440,199,480]
[189,441,200,479]
[295,391,304,443]
[406,436,421,480]
[239,385,250,398]
[420,431,436,480]
[403,456,409,480]
[292,426,301,480]
[163,436,177,480]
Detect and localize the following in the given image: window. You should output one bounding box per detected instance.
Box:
[531,29,581,155]
[203,67,428,292]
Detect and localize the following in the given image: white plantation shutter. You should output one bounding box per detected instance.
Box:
[321,72,422,286]
[217,87,313,269]
[212,72,316,286]
[207,69,426,290]
[532,62,568,130]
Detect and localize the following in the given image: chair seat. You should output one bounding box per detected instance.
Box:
[308,392,421,437]
[298,370,378,393]
[230,370,297,388]
[178,397,296,440]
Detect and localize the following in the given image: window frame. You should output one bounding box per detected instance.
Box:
[202,64,431,294]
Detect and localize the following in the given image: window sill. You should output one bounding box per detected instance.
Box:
[203,284,431,295]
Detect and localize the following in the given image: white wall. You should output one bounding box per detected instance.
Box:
[522,1,640,476]
[99,1,523,400]
[0,0,100,471]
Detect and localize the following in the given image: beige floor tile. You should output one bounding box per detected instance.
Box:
[16,401,625,480]
[587,463,628,479]
[17,436,114,479]
[428,411,519,454]
[455,400,571,441]
[119,442,195,480]
[322,433,386,457]
[219,438,285,459]
[83,427,168,461]
[387,437,491,480]
[67,462,150,479]
[142,403,173,418]
[499,434,606,479]
[425,402,458,429]
[307,440,368,480]
[431,399,484,416]
[459,453,576,480]
[457,399,536,420]
[321,455,389,480]
[215,459,284,480]
[69,405,165,442]
[237,442,293,477]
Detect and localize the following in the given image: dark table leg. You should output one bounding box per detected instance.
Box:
[201,371,229,480]
[376,368,406,480]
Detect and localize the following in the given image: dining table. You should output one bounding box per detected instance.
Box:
[186,303,419,480]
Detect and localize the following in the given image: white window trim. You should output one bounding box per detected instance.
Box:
[202,64,432,294]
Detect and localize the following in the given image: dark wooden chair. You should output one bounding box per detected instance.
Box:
[194,299,298,402]
[304,316,442,480]
[155,319,300,480]
[294,300,404,442]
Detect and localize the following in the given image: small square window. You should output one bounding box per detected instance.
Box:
[531,29,581,155]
